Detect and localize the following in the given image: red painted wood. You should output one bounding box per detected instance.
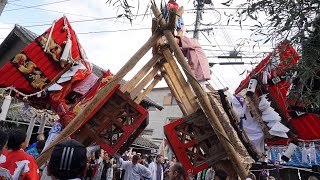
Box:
[164,118,208,175]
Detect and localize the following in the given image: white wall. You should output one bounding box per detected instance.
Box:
[144,87,183,146]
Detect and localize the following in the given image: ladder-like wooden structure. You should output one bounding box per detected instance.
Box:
[37,3,253,178]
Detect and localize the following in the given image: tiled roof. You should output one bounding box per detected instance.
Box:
[141,96,164,111]
[14,24,38,43]
[5,102,59,126]
[133,136,159,149]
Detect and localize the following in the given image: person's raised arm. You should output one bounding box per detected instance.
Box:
[114,153,129,169]
[140,164,152,179]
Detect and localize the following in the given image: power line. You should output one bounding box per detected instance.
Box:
[8,5,99,18]
[201,44,273,47]
[0,14,153,30]
[77,27,150,34]
[202,31,245,79]
[204,43,232,88]
[210,65,231,88]
[210,9,248,73]
[5,0,72,12]
[209,78,220,89]
[185,7,246,11]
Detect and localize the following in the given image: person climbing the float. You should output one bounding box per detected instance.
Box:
[161,0,185,37]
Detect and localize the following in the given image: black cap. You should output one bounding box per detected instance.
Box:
[49,139,87,179]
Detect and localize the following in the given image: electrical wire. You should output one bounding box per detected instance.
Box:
[77,27,150,34]
[0,14,153,30]
[201,31,245,79]
[211,7,249,73]
[204,39,232,88]
[5,0,72,12]
[209,78,220,89]
[5,2,104,18]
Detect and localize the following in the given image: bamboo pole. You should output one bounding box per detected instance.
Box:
[36,31,161,166]
[135,74,162,104]
[151,4,248,179]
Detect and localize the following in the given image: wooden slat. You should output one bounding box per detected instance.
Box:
[121,54,161,92]
[36,31,162,166]
[162,61,196,114]
[135,74,162,104]
[161,43,197,114]
[161,71,188,115]
[129,64,161,99]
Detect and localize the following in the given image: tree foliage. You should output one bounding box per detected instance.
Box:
[223,0,320,114]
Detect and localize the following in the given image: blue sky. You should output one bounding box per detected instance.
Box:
[0,0,274,92]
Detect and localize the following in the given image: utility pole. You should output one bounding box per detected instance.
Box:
[193,0,204,39]
[0,0,7,16]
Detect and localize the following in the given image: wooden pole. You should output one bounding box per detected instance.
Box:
[135,74,162,104]
[121,54,161,92]
[38,116,46,134]
[26,117,36,147]
[129,64,161,99]
[36,31,161,166]
[151,4,248,179]
[161,45,197,113]
[161,71,188,115]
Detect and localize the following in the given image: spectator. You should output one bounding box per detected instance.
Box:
[93,151,113,180]
[0,130,12,180]
[168,162,185,180]
[115,154,151,180]
[122,150,129,161]
[85,150,99,180]
[205,167,215,180]
[47,139,87,180]
[28,134,45,150]
[0,129,39,179]
[170,157,177,168]
[140,155,149,168]
[197,169,207,180]
[147,155,154,165]
[149,154,164,180]
[26,140,45,159]
[163,157,170,179]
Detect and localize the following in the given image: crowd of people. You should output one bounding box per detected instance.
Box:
[0,128,228,180]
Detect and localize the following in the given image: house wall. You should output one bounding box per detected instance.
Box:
[143,87,183,146]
